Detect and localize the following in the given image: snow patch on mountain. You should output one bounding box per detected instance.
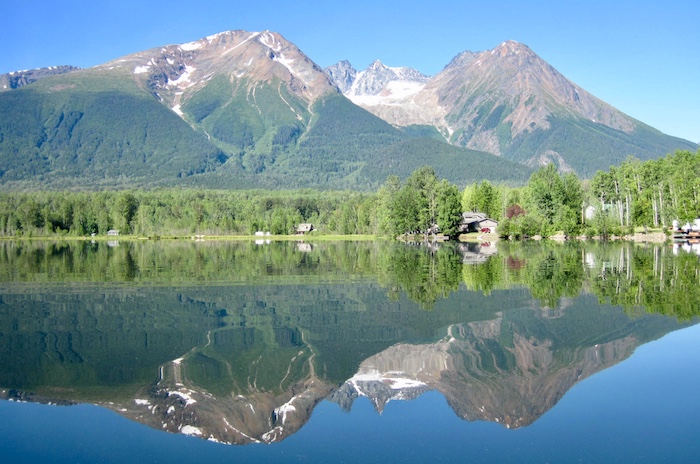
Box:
[180,41,202,52]
[180,425,203,436]
[350,80,426,106]
[273,395,299,425]
[344,60,429,98]
[259,31,282,52]
[273,54,296,76]
[349,370,427,391]
[325,59,433,122]
[167,65,196,88]
[168,388,197,406]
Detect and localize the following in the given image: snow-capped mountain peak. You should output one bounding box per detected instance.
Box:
[345,59,428,97]
[325,59,429,111]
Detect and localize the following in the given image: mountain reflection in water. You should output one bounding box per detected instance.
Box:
[0,240,697,445]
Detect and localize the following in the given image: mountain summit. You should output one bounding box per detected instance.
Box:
[97,30,338,114]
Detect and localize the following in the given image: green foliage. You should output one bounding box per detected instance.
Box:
[0,81,531,191]
[400,124,447,140]
[364,137,531,188]
[4,150,696,241]
[504,115,697,178]
[182,75,232,123]
[0,85,227,188]
[466,180,501,219]
[2,67,695,202]
[436,180,462,238]
[376,167,463,237]
[0,189,381,237]
[588,150,700,230]
[517,164,584,236]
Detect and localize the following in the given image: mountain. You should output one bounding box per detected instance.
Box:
[1,32,694,190]
[0,30,527,191]
[324,60,356,94]
[328,41,697,176]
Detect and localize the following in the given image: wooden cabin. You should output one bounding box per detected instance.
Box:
[459,212,498,234]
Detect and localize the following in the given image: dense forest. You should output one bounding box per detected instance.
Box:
[0,82,531,191]
[0,149,698,239]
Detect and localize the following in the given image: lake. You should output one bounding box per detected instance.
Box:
[0,239,698,463]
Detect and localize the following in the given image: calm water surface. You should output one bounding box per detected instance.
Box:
[0,240,698,463]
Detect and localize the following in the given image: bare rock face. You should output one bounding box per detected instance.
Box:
[345,59,429,97]
[433,41,635,146]
[326,59,438,128]
[325,60,356,94]
[0,65,80,91]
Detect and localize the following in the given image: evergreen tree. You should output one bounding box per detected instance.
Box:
[436,179,462,237]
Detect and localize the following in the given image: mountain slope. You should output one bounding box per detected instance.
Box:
[0,30,530,190]
[0,71,227,188]
[180,93,531,189]
[328,41,697,176]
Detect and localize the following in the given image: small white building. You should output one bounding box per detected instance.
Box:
[296,223,314,235]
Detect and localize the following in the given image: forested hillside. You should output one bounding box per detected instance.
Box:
[0,77,227,188]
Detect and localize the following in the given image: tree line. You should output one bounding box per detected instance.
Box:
[0,189,378,237]
[0,149,697,239]
[462,149,700,238]
[374,148,699,239]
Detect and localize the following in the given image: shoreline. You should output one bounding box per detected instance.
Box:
[0,231,674,244]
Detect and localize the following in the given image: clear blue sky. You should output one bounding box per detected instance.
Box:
[3,0,699,143]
